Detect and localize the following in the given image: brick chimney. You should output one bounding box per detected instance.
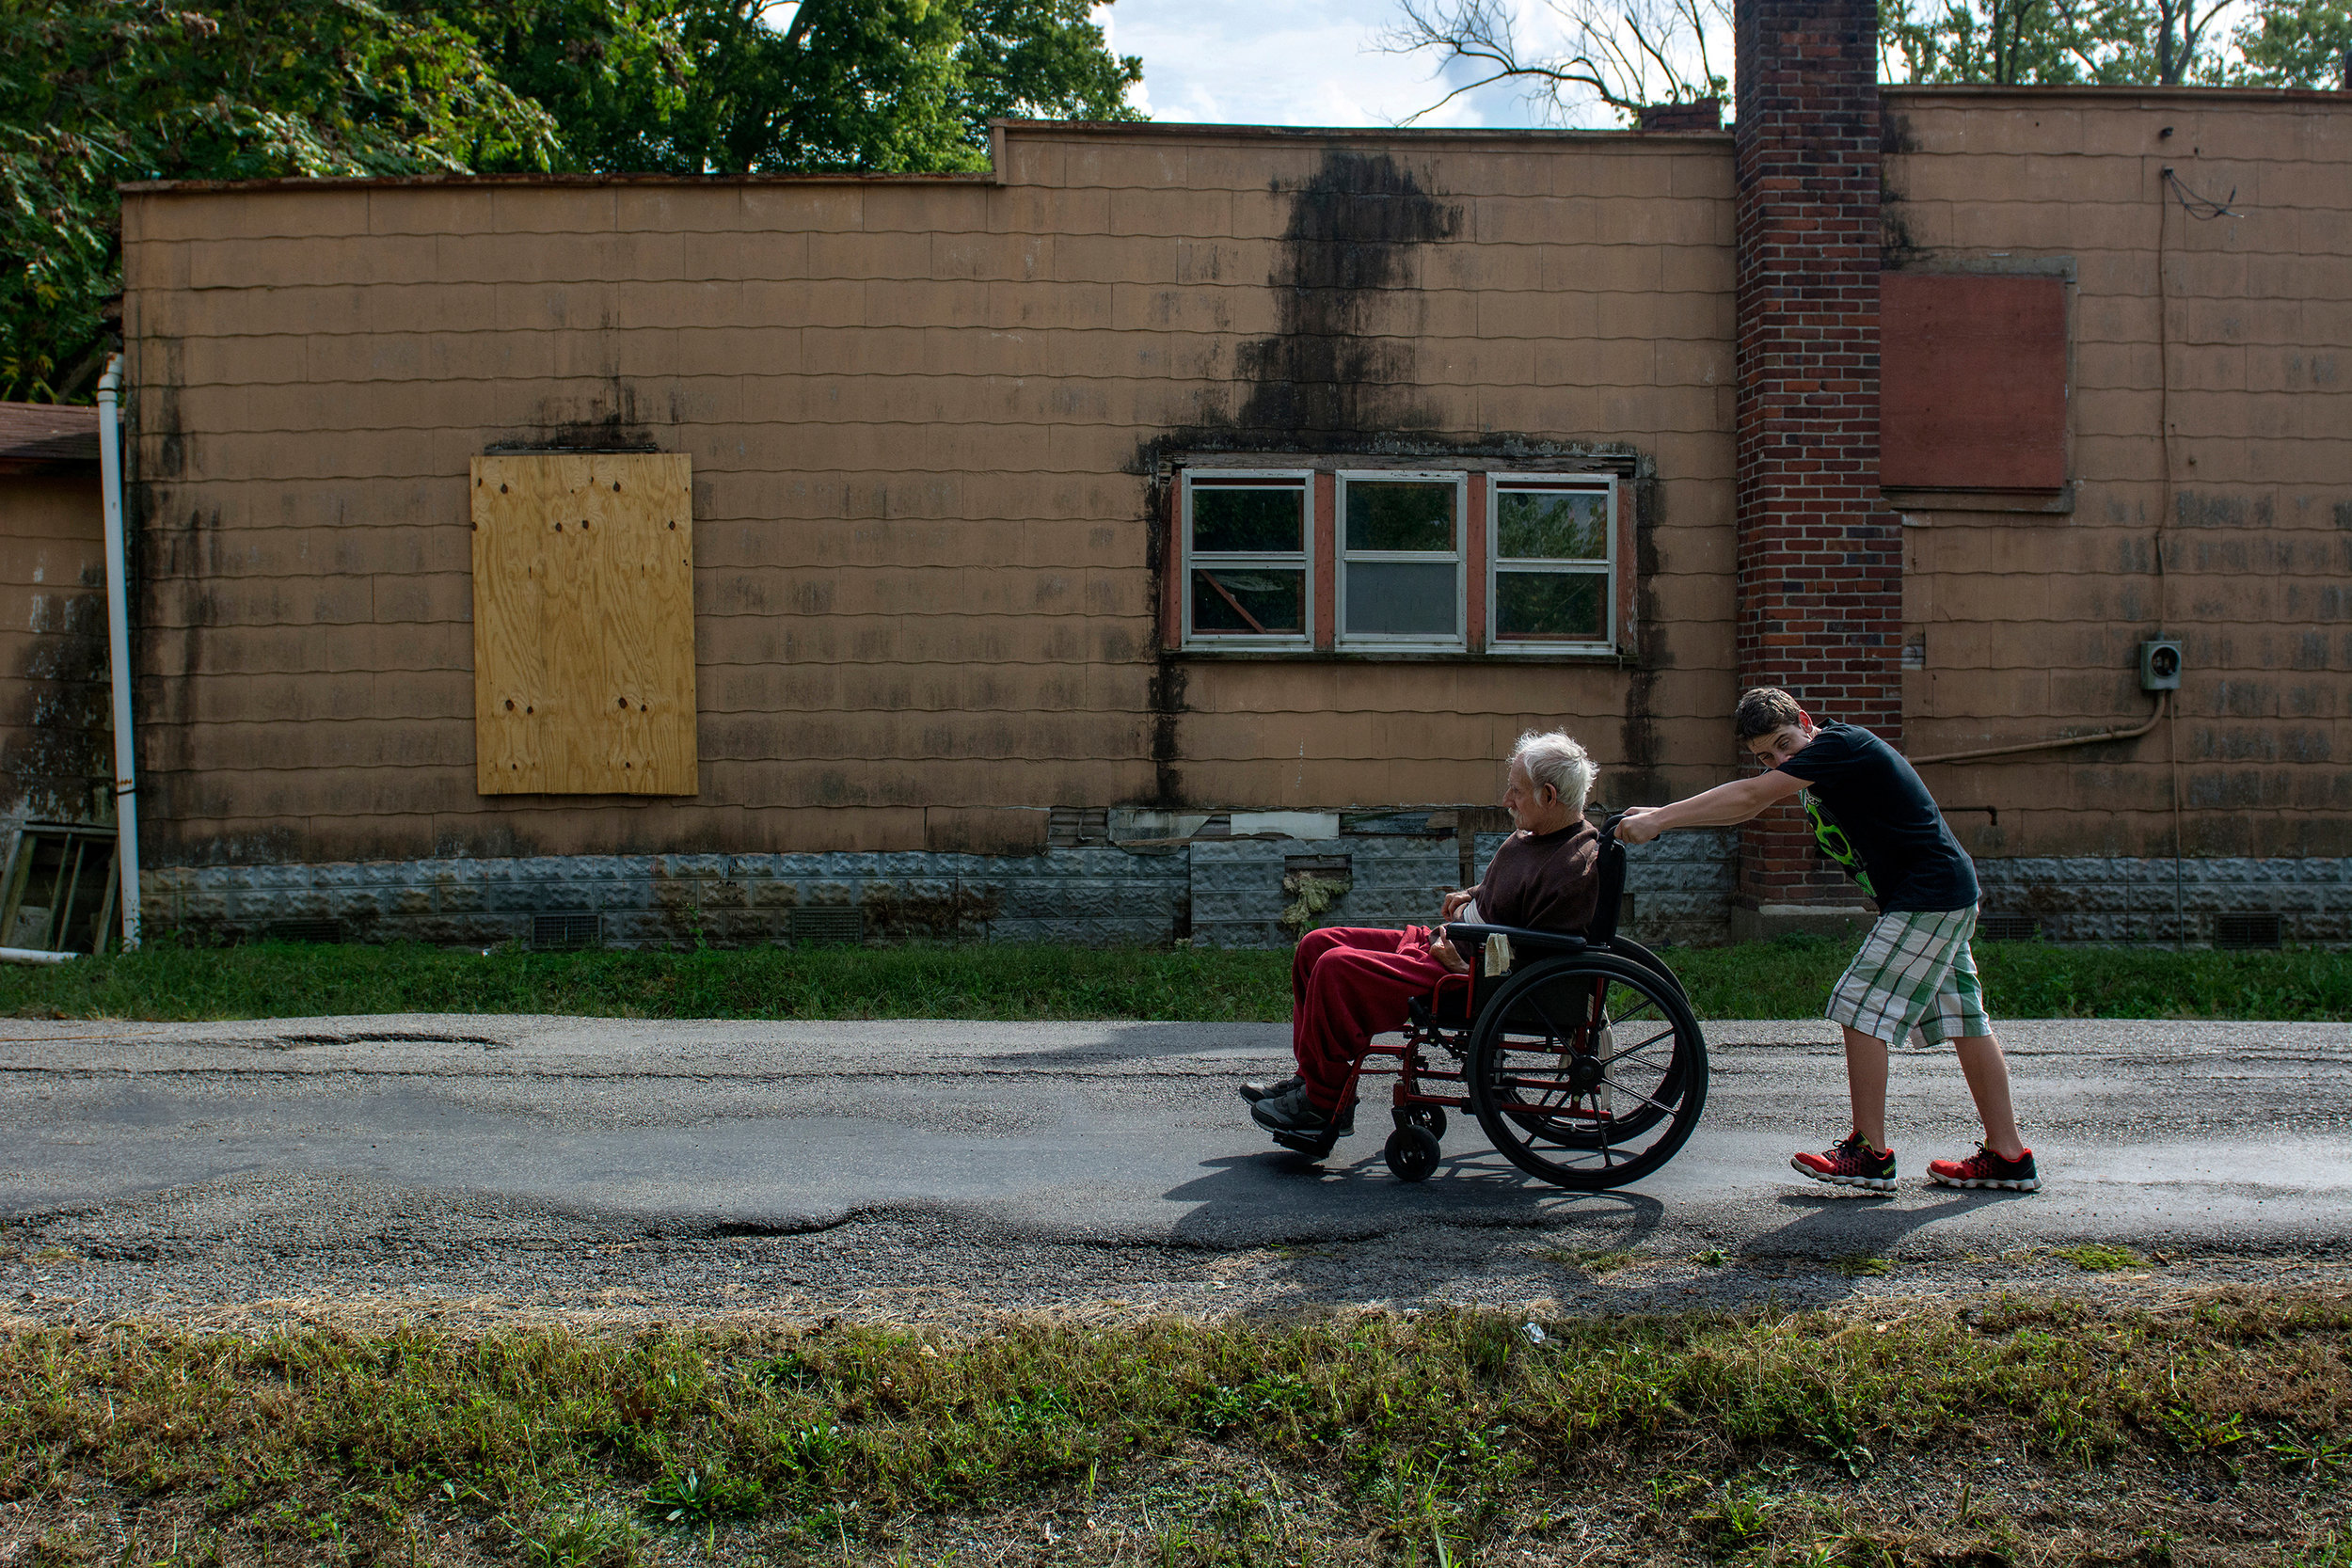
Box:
[1731,0,1900,935]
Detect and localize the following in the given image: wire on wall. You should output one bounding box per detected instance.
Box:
[2152,157,2234,946]
[2155,160,2184,947]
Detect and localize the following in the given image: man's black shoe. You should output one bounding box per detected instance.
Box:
[1238,1074,1304,1104]
[1250,1086,1354,1137]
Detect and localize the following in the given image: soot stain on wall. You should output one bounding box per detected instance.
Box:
[1137,150,1467,809]
[1233,151,1465,439]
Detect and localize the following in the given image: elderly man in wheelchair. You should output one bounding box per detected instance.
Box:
[1239,729,1710,1190]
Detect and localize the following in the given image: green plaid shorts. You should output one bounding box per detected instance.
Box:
[1826,907,1993,1045]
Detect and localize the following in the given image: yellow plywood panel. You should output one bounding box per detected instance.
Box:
[470,453,697,795]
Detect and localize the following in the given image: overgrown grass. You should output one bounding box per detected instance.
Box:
[0,934,2342,1023]
[3,1294,2347,1565]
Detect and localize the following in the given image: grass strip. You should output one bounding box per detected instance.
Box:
[0,936,2343,1022]
[4,1293,2348,1566]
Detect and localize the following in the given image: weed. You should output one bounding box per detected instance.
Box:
[2161,1404,2247,1453]
[2270,1429,2352,1472]
[1692,1247,1727,1268]
[1833,1255,1892,1278]
[642,1467,762,1526]
[1197,1372,1316,1434]
[2288,1528,2352,1568]
[519,1503,642,1568]
[1544,1247,1636,1274]
[2055,1243,2146,1273]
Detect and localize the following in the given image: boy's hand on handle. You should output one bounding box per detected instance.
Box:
[1614,806,1663,845]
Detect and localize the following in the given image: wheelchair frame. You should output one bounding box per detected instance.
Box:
[1273,820,1711,1191]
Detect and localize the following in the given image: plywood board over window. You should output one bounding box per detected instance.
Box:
[1882,274,2069,493]
[470,452,697,795]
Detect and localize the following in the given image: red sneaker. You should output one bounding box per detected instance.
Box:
[1790,1132,1898,1192]
[1927,1144,2040,1191]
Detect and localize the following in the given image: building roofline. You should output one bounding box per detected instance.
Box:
[986,117,1724,141]
[119,117,1732,195]
[119,168,998,196]
[1883,82,2351,105]
[116,87,2338,196]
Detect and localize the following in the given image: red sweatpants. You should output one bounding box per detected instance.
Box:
[1290,926,1454,1113]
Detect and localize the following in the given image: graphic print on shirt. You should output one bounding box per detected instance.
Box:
[1801,791,1877,898]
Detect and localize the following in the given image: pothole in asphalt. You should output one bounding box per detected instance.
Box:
[275,1032,510,1049]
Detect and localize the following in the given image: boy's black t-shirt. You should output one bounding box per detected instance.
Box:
[1776,722,1979,911]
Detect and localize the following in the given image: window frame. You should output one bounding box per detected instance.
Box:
[1179,467,1317,652]
[1484,472,1618,657]
[1334,468,1468,654]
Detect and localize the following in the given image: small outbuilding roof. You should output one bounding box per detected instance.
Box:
[0,403,101,468]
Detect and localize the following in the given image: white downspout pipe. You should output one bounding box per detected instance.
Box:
[96,356,141,950]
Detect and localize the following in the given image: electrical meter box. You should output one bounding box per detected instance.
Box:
[2139,639,2184,690]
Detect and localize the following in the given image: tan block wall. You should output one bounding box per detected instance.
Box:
[0,471,113,828]
[1883,88,2352,860]
[120,126,1741,863]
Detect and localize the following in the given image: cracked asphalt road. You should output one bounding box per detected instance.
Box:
[0,1014,2344,1323]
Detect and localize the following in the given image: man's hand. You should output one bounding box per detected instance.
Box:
[1427,934,1470,974]
[1438,888,1475,921]
[1614,806,1663,845]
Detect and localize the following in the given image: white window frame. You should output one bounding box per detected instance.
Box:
[1179,468,1315,652]
[1486,472,1617,656]
[1335,469,1468,653]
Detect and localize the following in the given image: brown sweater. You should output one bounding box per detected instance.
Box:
[1472,820,1600,933]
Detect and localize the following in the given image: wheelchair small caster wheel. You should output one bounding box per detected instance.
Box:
[1392,1103,1447,1140]
[1385,1125,1442,1183]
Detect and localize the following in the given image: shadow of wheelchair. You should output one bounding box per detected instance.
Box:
[1158,1138,1669,1255]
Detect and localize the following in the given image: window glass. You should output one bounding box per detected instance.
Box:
[1182,471,1312,647]
[1497,489,1608,560]
[1345,562,1457,635]
[1192,486,1303,554]
[1190,567,1305,635]
[1344,483,1454,552]
[1495,572,1606,641]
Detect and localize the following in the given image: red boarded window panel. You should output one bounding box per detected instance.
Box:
[1881,274,2068,493]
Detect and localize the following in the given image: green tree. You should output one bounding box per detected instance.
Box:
[451,0,1140,174]
[0,0,561,401]
[2231,0,2352,85]
[1878,0,2261,84]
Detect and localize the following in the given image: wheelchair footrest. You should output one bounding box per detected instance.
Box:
[1270,1127,1340,1160]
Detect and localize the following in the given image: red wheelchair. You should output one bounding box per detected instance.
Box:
[1274,819,1710,1192]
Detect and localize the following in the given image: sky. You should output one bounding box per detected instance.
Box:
[1104,0,1625,132]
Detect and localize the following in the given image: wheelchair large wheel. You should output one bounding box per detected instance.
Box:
[1468,952,1708,1191]
[1603,935,1690,1006]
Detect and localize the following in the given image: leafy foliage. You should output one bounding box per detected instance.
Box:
[0,0,1140,401]
[2232,0,2352,85]
[0,0,561,400]
[447,0,1138,174]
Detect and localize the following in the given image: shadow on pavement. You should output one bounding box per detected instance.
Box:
[1161,1135,1667,1254]
[1743,1185,2027,1264]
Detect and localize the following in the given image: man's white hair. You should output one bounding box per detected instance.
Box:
[1509,730,1595,813]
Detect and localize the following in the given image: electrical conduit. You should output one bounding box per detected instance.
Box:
[97,356,141,951]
